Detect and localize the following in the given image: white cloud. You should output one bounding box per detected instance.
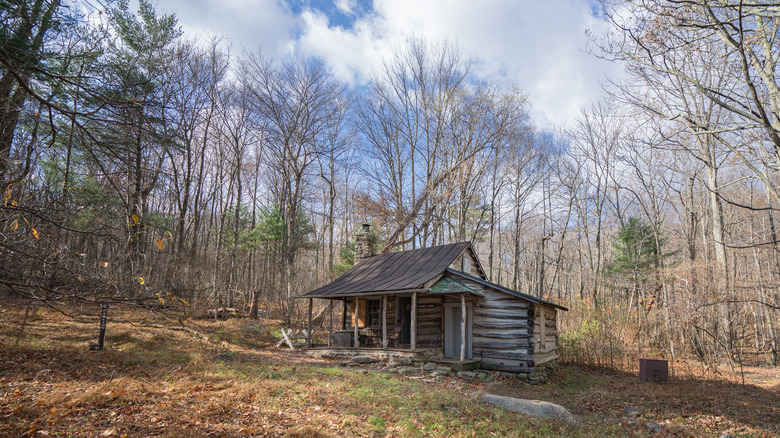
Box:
[155,0,296,56]
[153,0,619,128]
[293,0,619,128]
[334,0,357,16]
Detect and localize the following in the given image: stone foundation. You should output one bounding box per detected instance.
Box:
[308,348,559,385]
[498,360,559,384]
[306,347,441,364]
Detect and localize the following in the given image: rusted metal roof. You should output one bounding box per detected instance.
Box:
[301,242,471,298]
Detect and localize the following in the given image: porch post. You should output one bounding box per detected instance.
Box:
[411,292,417,350]
[342,299,347,330]
[460,293,466,362]
[307,298,313,347]
[328,300,333,347]
[441,296,445,353]
[382,294,387,349]
[354,297,359,348]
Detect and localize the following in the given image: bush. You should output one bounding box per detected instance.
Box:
[559,316,634,371]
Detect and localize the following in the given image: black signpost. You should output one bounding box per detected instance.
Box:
[98,302,109,350]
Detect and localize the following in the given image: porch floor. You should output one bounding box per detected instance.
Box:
[305,347,483,371]
[305,346,442,363]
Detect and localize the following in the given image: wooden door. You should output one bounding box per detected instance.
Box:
[444,303,472,359]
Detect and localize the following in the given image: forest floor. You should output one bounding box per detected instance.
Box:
[0,306,778,437]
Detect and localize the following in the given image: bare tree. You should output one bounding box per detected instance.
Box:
[241,53,343,321]
[566,100,624,306]
[359,37,528,252]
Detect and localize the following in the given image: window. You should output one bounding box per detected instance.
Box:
[366,299,381,328]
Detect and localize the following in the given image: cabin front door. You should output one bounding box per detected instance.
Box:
[444,302,472,359]
[397,296,412,345]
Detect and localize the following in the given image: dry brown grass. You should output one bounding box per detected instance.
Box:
[0,305,777,437]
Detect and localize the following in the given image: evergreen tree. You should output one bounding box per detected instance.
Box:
[606,217,669,305]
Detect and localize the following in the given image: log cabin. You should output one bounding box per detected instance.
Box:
[300,225,567,381]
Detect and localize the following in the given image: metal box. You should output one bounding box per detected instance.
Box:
[333,330,352,348]
[639,358,668,382]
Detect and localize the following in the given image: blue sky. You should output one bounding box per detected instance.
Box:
[284,0,373,29]
[151,0,618,128]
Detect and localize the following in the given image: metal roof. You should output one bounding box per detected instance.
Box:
[301,242,471,298]
[429,276,483,296]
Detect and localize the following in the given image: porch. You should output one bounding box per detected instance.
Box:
[303,288,479,362]
[305,346,442,363]
[304,346,482,371]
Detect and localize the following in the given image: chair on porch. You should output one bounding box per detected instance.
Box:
[365,327,383,347]
[387,318,405,348]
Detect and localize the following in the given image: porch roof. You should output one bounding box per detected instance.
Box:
[300,242,471,298]
[429,276,483,296]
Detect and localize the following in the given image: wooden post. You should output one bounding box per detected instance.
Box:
[538,306,545,352]
[342,299,347,330]
[382,295,387,349]
[98,302,109,350]
[440,297,445,353]
[328,300,333,347]
[460,294,466,362]
[411,292,417,351]
[307,298,313,347]
[354,297,359,348]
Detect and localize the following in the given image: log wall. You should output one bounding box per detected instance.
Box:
[533,304,559,366]
[449,247,484,278]
[453,277,536,373]
[415,295,443,348]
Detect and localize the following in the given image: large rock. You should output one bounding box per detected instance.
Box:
[389,357,412,366]
[394,366,418,375]
[483,394,580,425]
[350,355,380,364]
[646,422,663,433]
[623,406,643,418]
[458,371,477,380]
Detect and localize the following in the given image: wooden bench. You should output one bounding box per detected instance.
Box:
[276,328,312,350]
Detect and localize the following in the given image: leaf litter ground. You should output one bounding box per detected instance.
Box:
[0,307,777,437]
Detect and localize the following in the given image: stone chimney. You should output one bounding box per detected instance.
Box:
[354,223,376,264]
